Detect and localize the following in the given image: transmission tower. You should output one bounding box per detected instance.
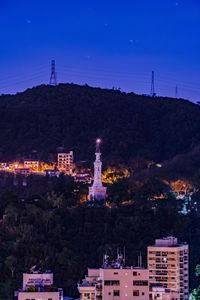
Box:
[49,60,57,85]
[150,71,156,97]
[175,85,178,98]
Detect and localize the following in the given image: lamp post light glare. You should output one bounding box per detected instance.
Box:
[96,138,101,144]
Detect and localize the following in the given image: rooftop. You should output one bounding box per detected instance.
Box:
[149,236,187,247]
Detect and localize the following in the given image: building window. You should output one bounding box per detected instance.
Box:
[162,258,168,263]
[114,290,120,296]
[133,272,137,276]
[114,272,118,275]
[108,292,111,295]
[133,290,139,296]
[104,280,120,286]
[142,292,145,295]
[133,281,148,286]
[84,293,90,297]
[48,299,52,300]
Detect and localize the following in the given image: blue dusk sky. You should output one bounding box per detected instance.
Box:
[0,0,199,101]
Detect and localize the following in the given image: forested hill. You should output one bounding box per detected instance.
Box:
[0,83,200,163]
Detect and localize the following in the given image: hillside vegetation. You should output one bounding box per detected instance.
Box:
[1,84,200,299]
[0,84,200,163]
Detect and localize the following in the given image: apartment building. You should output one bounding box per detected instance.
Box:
[78,252,149,300]
[24,159,39,171]
[78,267,150,300]
[78,237,188,300]
[57,151,73,175]
[15,270,63,300]
[148,236,188,300]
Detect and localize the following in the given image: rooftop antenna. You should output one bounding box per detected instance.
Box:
[123,246,126,265]
[150,71,156,97]
[138,252,142,267]
[175,85,178,98]
[49,60,57,86]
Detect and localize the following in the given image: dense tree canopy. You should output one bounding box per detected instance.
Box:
[0,83,200,163]
[0,173,200,299]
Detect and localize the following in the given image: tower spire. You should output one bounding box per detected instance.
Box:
[89,138,107,201]
[96,138,101,153]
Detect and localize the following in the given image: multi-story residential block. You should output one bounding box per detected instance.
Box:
[15,270,63,300]
[57,151,73,175]
[24,159,40,171]
[148,236,188,300]
[14,168,30,176]
[78,253,149,300]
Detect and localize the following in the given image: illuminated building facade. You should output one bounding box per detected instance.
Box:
[57,151,73,175]
[89,139,107,200]
[148,236,188,300]
[24,159,39,171]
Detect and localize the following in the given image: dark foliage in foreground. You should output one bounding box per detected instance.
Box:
[0,175,200,299]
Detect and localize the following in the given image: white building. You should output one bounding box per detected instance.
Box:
[22,272,53,289]
[57,151,73,175]
[78,252,149,300]
[89,139,107,200]
[15,270,63,300]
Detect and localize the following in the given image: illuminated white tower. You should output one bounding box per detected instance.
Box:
[89,139,107,201]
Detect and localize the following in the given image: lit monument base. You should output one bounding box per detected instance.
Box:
[89,186,107,201]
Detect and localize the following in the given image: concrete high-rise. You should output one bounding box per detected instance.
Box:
[148,236,188,300]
